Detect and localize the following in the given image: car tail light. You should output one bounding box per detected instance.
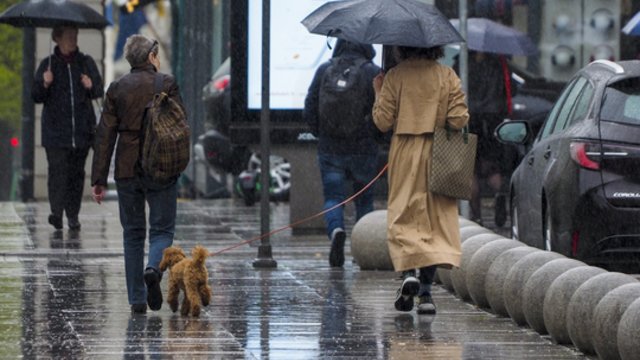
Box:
[571,230,579,256]
[213,75,230,91]
[570,142,600,170]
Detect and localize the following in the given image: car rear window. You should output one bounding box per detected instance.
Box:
[600,79,640,125]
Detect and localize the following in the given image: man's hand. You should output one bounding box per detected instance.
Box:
[92,185,105,204]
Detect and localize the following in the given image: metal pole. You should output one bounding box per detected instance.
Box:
[21,28,35,202]
[253,0,277,268]
[458,0,470,219]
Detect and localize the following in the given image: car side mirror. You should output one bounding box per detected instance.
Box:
[495,121,530,145]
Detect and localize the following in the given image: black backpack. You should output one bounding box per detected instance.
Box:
[318,56,370,138]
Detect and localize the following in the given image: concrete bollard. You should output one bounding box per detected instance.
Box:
[521,258,586,335]
[438,223,491,293]
[459,226,494,242]
[450,233,503,301]
[437,268,454,293]
[466,239,526,309]
[486,246,540,317]
[543,266,607,345]
[617,297,640,360]
[503,251,564,326]
[350,210,393,271]
[566,272,638,355]
[458,217,476,228]
[592,283,640,360]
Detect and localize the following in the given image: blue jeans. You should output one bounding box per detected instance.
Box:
[318,152,378,239]
[116,177,177,305]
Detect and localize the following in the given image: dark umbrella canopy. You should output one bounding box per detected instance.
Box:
[302,0,463,48]
[0,0,110,29]
[450,18,537,56]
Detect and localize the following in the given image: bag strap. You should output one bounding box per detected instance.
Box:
[153,73,164,95]
[444,123,471,144]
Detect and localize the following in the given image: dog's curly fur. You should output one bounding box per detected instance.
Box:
[159,245,212,317]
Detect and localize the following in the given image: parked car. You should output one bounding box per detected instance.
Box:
[496,59,640,272]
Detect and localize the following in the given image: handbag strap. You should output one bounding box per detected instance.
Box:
[444,124,471,144]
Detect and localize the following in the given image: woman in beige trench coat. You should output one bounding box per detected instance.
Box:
[372,46,469,314]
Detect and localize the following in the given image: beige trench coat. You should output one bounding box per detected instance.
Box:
[372,58,470,271]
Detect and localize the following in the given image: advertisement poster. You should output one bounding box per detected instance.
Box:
[247,0,382,110]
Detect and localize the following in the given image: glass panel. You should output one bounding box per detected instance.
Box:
[601,78,640,125]
[539,78,577,140]
[551,77,586,133]
[567,82,595,127]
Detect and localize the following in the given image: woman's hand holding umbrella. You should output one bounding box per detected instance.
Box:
[43,69,53,89]
[80,73,92,90]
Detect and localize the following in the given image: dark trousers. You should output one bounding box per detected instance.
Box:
[45,147,90,220]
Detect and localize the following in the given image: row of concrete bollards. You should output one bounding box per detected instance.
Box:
[351,210,640,360]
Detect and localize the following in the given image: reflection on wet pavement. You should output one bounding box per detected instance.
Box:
[0,199,591,359]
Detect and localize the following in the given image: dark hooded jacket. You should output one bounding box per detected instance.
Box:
[303,39,381,155]
[32,46,104,149]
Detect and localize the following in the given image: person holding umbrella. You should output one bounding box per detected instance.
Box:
[32,24,104,230]
[372,45,469,315]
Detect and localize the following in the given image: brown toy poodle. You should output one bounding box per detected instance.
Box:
[159,245,212,317]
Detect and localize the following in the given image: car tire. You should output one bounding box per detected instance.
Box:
[543,199,553,251]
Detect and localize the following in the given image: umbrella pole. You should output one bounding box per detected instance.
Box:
[458,0,471,219]
[48,39,52,69]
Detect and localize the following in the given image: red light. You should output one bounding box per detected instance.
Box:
[213,75,230,91]
[10,137,18,148]
[569,142,600,170]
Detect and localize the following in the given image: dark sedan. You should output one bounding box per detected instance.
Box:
[496,60,640,272]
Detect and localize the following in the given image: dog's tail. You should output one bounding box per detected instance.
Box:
[191,245,209,266]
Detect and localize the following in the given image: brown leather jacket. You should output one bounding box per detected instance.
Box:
[91,64,186,186]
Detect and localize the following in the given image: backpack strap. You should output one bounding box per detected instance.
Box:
[136,73,164,176]
[153,73,164,95]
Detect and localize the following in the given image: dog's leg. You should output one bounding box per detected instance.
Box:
[167,281,180,313]
[199,283,212,307]
[186,285,202,317]
[181,294,191,316]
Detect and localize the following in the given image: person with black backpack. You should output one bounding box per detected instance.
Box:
[91,35,187,314]
[304,39,381,267]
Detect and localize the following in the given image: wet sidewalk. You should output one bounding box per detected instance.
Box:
[0,199,592,359]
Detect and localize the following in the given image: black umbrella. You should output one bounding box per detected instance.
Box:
[301,0,463,48]
[450,18,537,56]
[0,0,110,29]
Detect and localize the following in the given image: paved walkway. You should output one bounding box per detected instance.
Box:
[0,199,593,359]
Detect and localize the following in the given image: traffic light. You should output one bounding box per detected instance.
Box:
[539,0,620,81]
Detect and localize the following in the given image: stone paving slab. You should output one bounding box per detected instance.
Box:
[0,199,595,359]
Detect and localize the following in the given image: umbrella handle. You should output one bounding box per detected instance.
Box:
[48,40,53,70]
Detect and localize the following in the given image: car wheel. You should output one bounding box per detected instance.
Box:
[543,200,553,251]
[511,193,519,241]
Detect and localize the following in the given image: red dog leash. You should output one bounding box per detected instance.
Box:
[208,163,389,257]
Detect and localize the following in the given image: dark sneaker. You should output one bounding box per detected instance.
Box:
[68,218,81,230]
[329,228,346,267]
[144,268,163,311]
[494,193,507,227]
[394,276,419,312]
[131,303,147,314]
[48,214,63,230]
[417,295,436,315]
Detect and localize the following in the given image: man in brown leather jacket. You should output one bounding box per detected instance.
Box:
[90,34,186,314]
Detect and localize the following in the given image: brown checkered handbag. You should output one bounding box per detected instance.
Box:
[429,125,477,200]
